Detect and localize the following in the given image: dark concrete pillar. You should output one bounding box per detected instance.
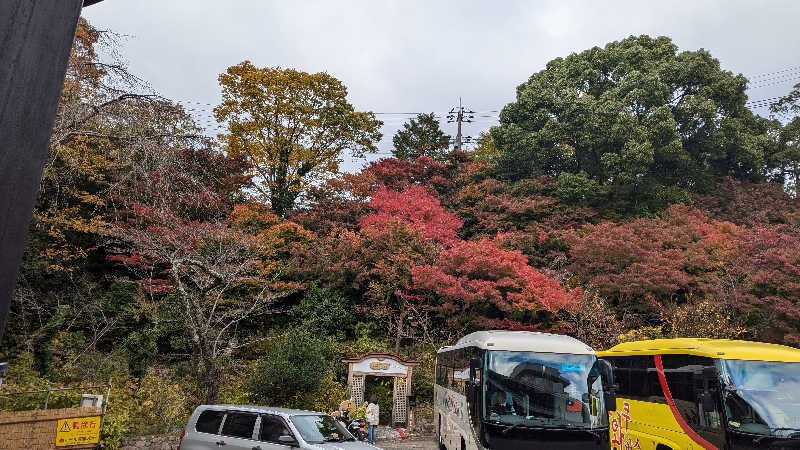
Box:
[0,0,84,340]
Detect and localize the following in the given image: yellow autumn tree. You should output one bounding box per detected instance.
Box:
[215,61,383,216]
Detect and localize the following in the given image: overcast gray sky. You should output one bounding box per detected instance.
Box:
[83,0,800,172]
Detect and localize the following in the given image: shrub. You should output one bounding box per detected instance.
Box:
[308,371,349,414]
[664,299,747,339]
[249,330,335,407]
[99,410,129,450]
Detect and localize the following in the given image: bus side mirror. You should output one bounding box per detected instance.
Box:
[597,359,617,411]
[467,382,477,404]
[604,390,617,412]
[469,357,481,381]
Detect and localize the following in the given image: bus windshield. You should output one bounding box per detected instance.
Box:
[483,351,607,429]
[719,359,800,438]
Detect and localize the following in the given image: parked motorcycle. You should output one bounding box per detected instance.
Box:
[347,416,368,441]
[335,409,368,441]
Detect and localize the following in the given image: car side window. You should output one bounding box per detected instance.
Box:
[221,412,258,439]
[260,414,292,444]
[195,410,225,434]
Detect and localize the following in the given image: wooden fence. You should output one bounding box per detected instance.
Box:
[0,406,102,449]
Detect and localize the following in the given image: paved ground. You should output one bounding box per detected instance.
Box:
[377,437,438,450]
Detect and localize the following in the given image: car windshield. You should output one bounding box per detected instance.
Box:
[719,359,800,438]
[290,414,355,444]
[483,351,607,429]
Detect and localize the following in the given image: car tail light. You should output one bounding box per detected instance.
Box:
[177,430,185,450]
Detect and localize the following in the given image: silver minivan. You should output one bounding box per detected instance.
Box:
[179,405,381,450]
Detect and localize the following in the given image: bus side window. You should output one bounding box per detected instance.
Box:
[607,357,630,398]
[436,363,446,386]
[446,365,455,392]
[647,363,665,404]
[629,357,650,400]
[608,356,666,403]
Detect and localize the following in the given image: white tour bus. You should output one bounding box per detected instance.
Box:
[435,330,616,450]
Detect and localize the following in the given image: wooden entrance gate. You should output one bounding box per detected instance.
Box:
[342,352,419,427]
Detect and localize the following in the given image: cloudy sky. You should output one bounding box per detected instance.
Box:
[83,0,800,172]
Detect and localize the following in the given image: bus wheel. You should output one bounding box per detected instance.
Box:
[656,445,672,450]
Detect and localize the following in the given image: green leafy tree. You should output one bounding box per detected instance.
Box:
[492,35,775,213]
[776,119,800,194]
[392,113,451,162]
[215,62,383,216]
[555,171,608,206]
[291,284,355,339]
[772,83,800,193]
[471,130,499,163]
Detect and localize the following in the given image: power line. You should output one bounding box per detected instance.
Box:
[748,65,800,80]
[176,65,800,134]
[749,69,800,83]
[749,75,800,90]
[171,100,499,118]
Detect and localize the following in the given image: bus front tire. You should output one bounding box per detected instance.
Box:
[656,445,672,450]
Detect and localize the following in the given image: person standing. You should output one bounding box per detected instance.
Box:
[366,394,379,444]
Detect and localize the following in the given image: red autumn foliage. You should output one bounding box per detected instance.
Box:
[444,173,597,270]
[290,154,466,236]
[361,154,464,194]
[412,239,581,324]
[290,173,375,235]
[728,226,800,344]
[697,177,800,227]
[113,146,251,222]
[360,185,462,244]
[294,171,582,336]
[448,175,598,237]
[568,204,740,309]
[290,220,437,351]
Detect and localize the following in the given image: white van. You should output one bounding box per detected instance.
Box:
[179,405,380,450]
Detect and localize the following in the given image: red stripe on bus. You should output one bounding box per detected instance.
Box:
[653,355,718,450]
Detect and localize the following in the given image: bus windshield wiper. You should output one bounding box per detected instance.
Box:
[560,423,603,440]
[501,422,523,435]
[753,428,800,444]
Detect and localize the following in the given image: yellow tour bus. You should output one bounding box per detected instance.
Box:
[598,338,800,450]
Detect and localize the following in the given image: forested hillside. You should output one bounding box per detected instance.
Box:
[2,19,800,445]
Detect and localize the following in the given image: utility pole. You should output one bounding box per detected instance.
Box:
[447,98,474,151]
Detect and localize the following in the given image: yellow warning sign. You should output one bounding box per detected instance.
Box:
[56,416,101,447]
